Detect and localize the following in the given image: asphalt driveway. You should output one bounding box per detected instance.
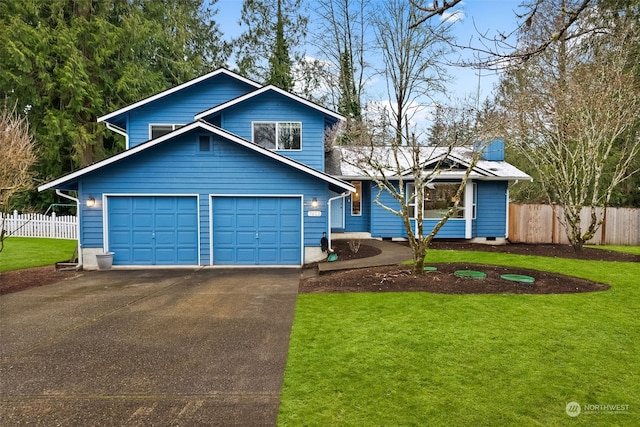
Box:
[0,268,299,426]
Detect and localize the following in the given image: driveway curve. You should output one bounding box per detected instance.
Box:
[0,268,299,426]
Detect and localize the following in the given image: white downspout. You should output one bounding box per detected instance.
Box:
[56,190,83,268]
[105,122,129,149]
[327,191,350,251]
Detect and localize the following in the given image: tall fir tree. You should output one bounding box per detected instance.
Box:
[234,0,307,86]
[266,0,294,90]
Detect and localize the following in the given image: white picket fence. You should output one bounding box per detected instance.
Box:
[1,210,77,240]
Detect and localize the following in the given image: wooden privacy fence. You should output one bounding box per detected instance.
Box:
[509,204,640,246]
[1,210,77,240]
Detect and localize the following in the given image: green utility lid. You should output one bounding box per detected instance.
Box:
[501,274,535,284]
[423,266,437,272]
[454,270,487,279]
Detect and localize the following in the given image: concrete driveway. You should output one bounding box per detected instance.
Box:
[0,268,299,426]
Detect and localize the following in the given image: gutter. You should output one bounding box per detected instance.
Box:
[55,190,83,269]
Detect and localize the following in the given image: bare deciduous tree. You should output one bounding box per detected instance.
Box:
[410,0,596,68]
[0,102,37,252]
[502,18,640,251]
[340,105,504,275]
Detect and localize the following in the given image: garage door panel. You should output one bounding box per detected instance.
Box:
[258,231,278,244]
[132,248,153,263]
[279,248,300,263]
[280,231,299,245]
[108,196,198,266]
[258,248,278,263]
[212,197,301,265]
[237,231,256,245]
[237,248,257,263]
[236,214,256,228]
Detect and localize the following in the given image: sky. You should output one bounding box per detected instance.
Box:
[215,0,524,124]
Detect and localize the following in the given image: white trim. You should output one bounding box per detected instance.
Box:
[97,69,262,123]
[105,123,129,150]
[328,192,350,251]
[350,181,363,216]
[209,194,304,267]
[38,121,356,194]
[55,190,82,267]
[251,121,303,151]
[195,85,345,122]
[464,180,474,239]
[505,186,510,239]
[103,194,201,267]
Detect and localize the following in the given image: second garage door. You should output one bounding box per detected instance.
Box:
[212,197,301,265]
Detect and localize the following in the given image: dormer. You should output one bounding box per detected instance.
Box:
[195,85,343,171]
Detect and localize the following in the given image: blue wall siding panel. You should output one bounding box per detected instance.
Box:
[369,182,468,239]
[474,181,508,238]
[370,183,406,238]
[220,92,326,170]
[78,130,329,263]
[344,180,371,233]
[127,75,256,147]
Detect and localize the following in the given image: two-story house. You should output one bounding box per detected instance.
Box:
[39,68,530,269]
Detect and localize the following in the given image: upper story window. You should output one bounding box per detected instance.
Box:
[150,124,184,139]
[253,122,301,150]
[407,182,465,219]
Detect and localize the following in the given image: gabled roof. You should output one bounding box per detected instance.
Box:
[38,121,355,193]
[336,146,532,181]
[97,69,262,123]
[194,85,345,122]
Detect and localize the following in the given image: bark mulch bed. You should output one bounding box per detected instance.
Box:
[0,241,634,296]
[0,266,81,295]
[301,240,635,295]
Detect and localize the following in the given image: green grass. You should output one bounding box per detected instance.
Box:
[588,245,640,256]
[0,237,77,272]
[279,250,640,426]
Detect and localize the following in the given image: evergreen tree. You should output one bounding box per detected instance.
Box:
[0,0,228,210]
[266,0,294,90]
[234,0,307,86]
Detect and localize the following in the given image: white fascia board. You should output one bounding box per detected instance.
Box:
[97,69,262,123]
[194,85,345,122]
[38,121,205,191]
[39,120,356,194]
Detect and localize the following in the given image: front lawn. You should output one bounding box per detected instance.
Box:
[0,237,77,272]
[278,250,639,426]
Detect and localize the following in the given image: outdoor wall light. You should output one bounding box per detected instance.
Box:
[311,197,318,209]
[86,196,95,208]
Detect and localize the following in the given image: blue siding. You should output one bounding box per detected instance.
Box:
[78,129,329,263]
[126,74,256,147]
[473,181,508,238]
[344,180,371,233]
[219,92,326,171]
[369,182,467,239]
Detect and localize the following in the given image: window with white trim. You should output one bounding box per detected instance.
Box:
[351,181,362,215]
[150,124,184,139]
[253,122,301,150]
[407,182,465,219]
